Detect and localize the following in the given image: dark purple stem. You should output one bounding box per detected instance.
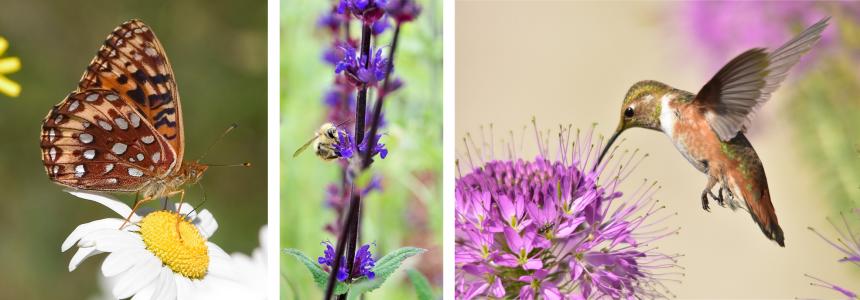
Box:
[322,184,359,299]
[361,22,401,168]
[325,22,373,300]
[354,24,372,145]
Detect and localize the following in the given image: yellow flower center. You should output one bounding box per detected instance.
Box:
[139,211,209,279]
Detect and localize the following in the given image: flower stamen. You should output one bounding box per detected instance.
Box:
[139,211,209,279]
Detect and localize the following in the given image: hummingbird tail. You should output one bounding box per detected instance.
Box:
[735,182,785,247]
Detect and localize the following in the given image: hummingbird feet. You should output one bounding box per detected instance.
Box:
[700,190,711,212]
[711,188,726,207]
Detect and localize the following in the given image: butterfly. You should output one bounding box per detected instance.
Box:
[40,19,206,218]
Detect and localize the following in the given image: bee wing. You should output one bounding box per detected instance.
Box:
[292,134,320,158]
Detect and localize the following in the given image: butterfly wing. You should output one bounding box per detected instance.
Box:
[41,90,177,192]
[77,19,184,162]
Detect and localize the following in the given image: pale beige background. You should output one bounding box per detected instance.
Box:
[456,1,856,298]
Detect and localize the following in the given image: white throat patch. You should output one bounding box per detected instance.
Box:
[659,94,676,138]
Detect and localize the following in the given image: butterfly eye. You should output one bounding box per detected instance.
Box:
[624,107,635,118]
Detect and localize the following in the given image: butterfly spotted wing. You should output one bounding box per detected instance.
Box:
[41,89,177,191]
[77,19,184,163]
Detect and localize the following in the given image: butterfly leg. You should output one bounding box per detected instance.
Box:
[120,193,156,229]
[173,189,187,240]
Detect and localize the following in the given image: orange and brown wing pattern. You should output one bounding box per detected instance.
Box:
[77,19,184,162]
[40,90,177,192]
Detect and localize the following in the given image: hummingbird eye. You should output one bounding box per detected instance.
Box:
[624,107,635,118]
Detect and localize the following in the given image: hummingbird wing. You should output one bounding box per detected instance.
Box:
[695,17,829,141]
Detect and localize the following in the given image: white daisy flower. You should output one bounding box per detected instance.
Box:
[229,225,268,300]
[62,190,246,300]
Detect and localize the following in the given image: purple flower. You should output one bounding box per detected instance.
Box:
[334,130,388,160]
[518,270,562,300]
[804,274,858,299]
[385,0,422,23]
[804,210,859,298]
[318,241,377,281]
[338,0,387,24]
[455,124,681,299]
[334,44,392,87]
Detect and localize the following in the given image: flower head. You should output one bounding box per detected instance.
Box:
[318,241,376,281]
[338,0,388,24]
[62,190,246,299]
[385,0,422,23]
[334,130,388,160]
[334,44,392,87]
[0,36,21,97]
[455,123,681,299]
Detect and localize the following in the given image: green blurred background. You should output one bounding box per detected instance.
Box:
[0,0,267,298]
[281,0,442,298]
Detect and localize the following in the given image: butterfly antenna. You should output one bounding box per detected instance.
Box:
[207,162,252,168]
[198,123,238,162]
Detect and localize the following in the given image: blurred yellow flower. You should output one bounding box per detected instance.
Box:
[0,36,21,97]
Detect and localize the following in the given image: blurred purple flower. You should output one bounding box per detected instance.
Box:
[681,2,841,72]
[338,0,387,24]
[318,242,377,281]
[317,8,346,34]
[804,210,859,298]
[455,124,681,299]
[385,0,422,23]
[372,16,391,35]
[334,44,392,88]
[323,176,382,235]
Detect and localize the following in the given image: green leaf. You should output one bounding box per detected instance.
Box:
[347,247,427,300]
[407,269,435,300]
[283,248,349,295]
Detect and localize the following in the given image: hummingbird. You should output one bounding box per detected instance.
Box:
[596,17,830,247]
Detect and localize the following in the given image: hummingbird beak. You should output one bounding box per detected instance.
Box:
[596,126,623,168]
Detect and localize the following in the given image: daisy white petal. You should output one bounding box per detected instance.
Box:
[113,256,161,299]
[66,190,140,222]
[102,248,148,277]
[193,210,218,238]
[152,268,176,300]
[83,229,144,252]
[62,218,124,252]
[229,225,268,299]
[69,246,101,272]
[130,284,155,300]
